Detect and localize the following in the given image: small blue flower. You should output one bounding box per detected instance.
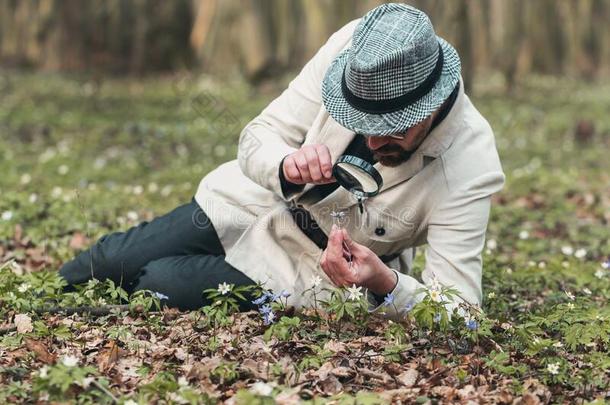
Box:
[465,319,478,331]
[263,311,276,325]
[153,292,169,300]
[251,295,268,306]
[280,290,291,298]
[433,313,441,323]
[404,302,414,312]
[259,304,272,315]
[383,293,395,307]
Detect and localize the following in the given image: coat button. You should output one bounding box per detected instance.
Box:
[374,227,385,236]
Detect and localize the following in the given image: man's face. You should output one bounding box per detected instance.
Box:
[365,112,437,167]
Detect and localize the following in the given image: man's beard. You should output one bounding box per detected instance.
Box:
[372,144,415,167]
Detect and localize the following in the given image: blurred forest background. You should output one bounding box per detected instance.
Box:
[2,0,610,91]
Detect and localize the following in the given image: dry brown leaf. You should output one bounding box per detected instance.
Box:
[318,375,342,395]
[97,340,121,372]
[14,314,33,334]
[516,393,541,405]
[240,358,268,380]
[316,361,334,380]
[397,368,419,388]
[25,338,56,364]
[323,339,347,354]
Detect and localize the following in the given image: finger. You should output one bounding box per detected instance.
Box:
[283,156,303,183]
[293,152,312,183]
[342,228,360,253]
[303,147,324,183]
[327,225,345,263]
[315,175,337,185]
[320,254,341,286]
[315,145,334,179]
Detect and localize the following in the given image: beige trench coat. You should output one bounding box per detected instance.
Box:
[194,19,505,320]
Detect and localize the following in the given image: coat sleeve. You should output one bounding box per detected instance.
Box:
[367,171,505,321]
[237,20,359,201]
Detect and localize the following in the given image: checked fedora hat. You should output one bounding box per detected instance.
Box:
[322,3,461,136]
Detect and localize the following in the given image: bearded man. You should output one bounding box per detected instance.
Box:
[59,3,504,320]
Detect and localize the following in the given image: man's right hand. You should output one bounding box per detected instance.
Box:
[282,144,336,185]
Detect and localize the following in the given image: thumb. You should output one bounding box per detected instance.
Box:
[341,228,360,251]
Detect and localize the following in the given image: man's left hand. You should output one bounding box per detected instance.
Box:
[320,224,398,296]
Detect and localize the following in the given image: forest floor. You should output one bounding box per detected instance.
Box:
[0,71,609,404]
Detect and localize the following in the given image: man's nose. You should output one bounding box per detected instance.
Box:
[367,136,391,151]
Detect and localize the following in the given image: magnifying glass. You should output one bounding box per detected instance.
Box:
[332,155,383,213]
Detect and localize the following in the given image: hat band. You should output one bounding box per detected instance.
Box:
[341,42,444,114]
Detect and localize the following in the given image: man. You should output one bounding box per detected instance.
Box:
[60,4,504,320]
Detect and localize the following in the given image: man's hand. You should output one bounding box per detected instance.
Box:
[282,144,336,185]
[320,224,398,296]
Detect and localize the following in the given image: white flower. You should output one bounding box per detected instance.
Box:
[602,261,609,270]
[564,290,575,301]
[527,261,536,267]
[123,400,139,405]
[161,185,173,197]
[17,283,31,293]
[346,284,363,301]
[429,275,442,291]
[506,267,513,274]
[561,246,573,256]
[133,185,144,195]
[562,261,570,268]
[1,211,13,221]
[148,182,159,193]
[533,337,541,344]
[57,164,69,175]
[311,275,322,288]
[486,239,497,250]
[547,362,560,375]
[582,288,592,295]
[487,292,496,299]
[38,365,49,379]
[567,303,575,310]
[538,261,546,269]
[178,376,189,387]
[595,269,606,279]
[29,193,38,203]
[250,381,273,396]
[574,248,587,259]
[20,173,32,185]
[126,211,139,221]
[217,282,232,295]
[429,289,441,302]
[553,341,564,348]
[80,377,95,389]
[519,230,529,240]
[51,186,63,198]
[62,355,79,367]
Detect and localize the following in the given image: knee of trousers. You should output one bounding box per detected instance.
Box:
[58,233,131,286]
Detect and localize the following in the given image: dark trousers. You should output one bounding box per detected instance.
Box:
[59,197,257,311]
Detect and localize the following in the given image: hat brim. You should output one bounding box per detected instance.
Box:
[321,36,461,137]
